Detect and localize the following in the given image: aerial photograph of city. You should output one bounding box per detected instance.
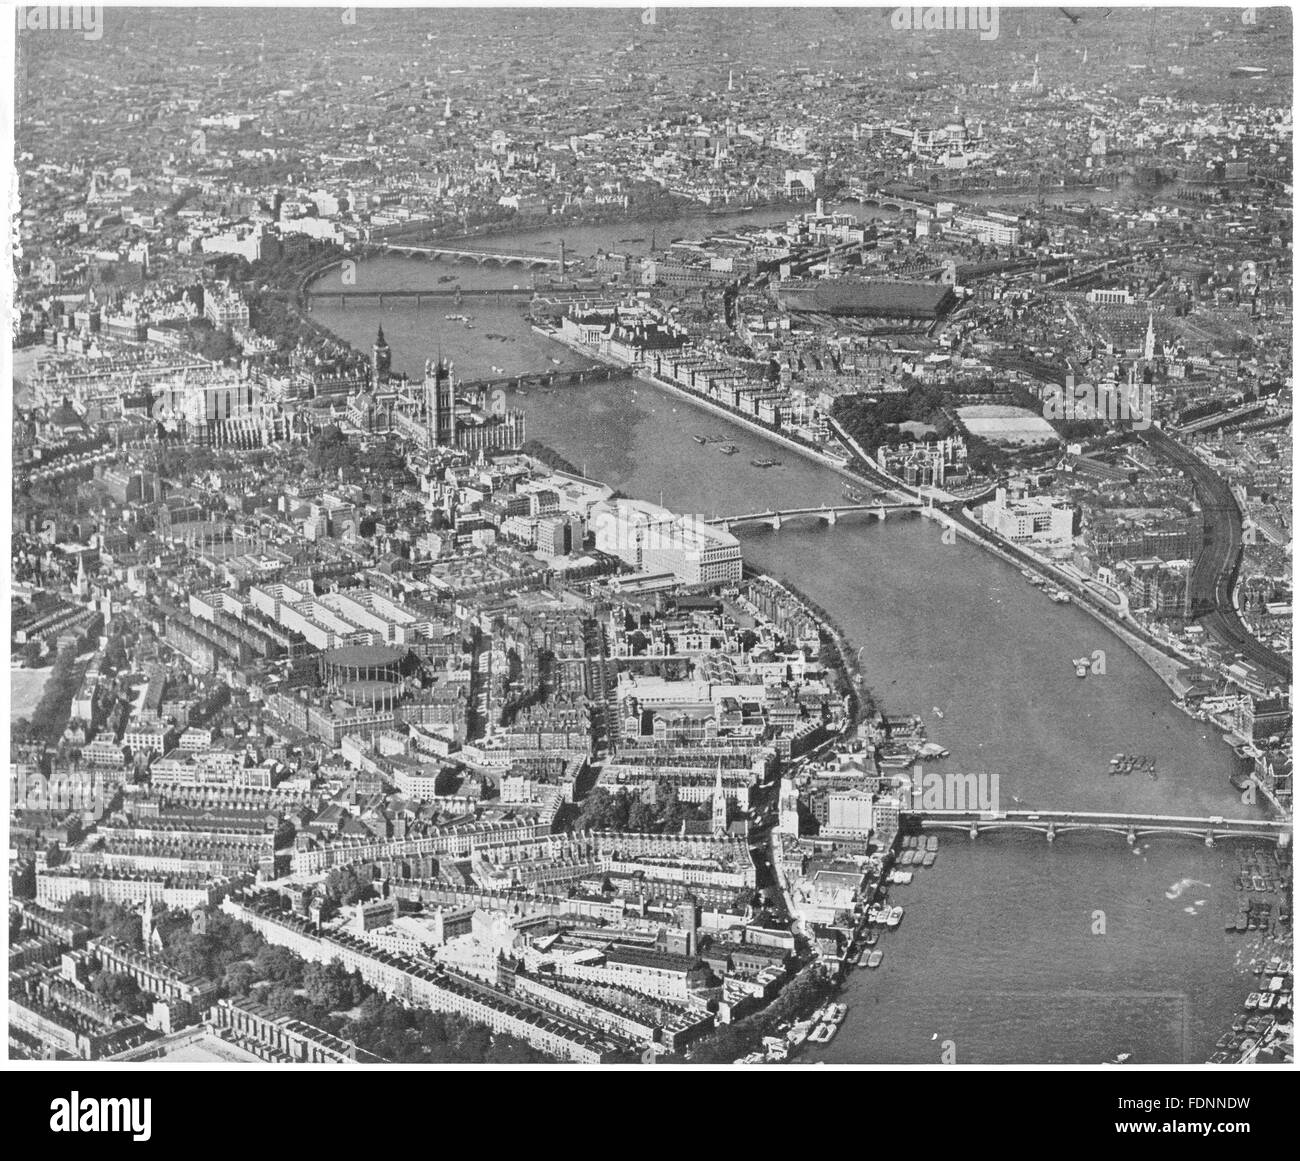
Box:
[5,3,1294,1086]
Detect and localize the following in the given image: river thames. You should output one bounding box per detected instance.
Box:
[309,203,1273,1064]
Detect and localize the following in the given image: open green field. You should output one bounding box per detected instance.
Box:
[10,666,51,721]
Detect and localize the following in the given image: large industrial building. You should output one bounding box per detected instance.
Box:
[591,499,743,586]
[776,277,956,320]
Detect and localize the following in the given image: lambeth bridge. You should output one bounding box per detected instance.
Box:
[303,286,535,309]
[707,501,926,532]
[911,809,1291,849]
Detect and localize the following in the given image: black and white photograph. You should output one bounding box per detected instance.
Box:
[4,1,1294,1097]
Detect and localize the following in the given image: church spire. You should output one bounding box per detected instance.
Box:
[712,759,728,835]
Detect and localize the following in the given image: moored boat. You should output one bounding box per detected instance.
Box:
[809,1022,835,1044]
[867,950,883,969]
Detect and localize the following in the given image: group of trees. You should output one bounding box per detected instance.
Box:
[686,966,835,1064]
[51,896,548,1063]
[13,646,88,749]
[149,906,266,982]
[520,440,582,477]
[323,865,377,908]
[90,969,147,1016]
[572,785,712,835]
[347,997,545,1064]
[183,319,242,364]
[308,425,359,476]
[222,945,541,1063]
[13,642,78,743]
[60,896,143,947]
[830,379,951,460]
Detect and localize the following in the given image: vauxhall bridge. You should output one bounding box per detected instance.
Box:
[911,809,1290,848]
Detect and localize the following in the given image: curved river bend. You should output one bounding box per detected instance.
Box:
[309,209,1272,1064]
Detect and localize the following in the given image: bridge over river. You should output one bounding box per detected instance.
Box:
[304,286,535,309]
[707,501,932,532]
[910,809,1290,848]
[372,240,562,269]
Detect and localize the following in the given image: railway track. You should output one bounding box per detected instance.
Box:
[1138,427,1290,684]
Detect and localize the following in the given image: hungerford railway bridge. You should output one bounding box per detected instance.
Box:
[910,809,1291,848]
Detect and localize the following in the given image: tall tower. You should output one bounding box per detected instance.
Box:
[712,760,728,835]
[1143,313,1156,363]
[424,356,455,447]
[778,775,801,837]
[371,325,391,387]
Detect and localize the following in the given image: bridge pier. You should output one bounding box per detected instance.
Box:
[872,506,886,522]
[1204,831,1216,848]
[968,823,978,840]
[1126,828,1136,846]
[825,508,838,526]
[1045,823,1056,843]
[770,514,782,532]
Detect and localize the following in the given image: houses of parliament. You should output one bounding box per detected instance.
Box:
[346,326,526,455]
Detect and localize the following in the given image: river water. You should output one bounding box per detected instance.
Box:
[309,204,1275,1065]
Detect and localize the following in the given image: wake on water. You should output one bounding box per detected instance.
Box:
[1165,877,1212,901]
